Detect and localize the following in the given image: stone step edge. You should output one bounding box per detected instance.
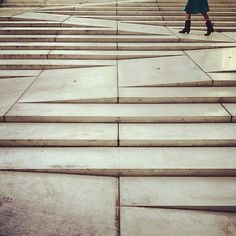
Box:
[0,147,236,176]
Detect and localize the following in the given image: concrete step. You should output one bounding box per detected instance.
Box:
[0,42,117,50]
[120,177,236,211]
[0,59,116,69]
[0,147,235,176]
[0,35,57,42]
[0,35,178,43]
[0,171,118,236]
[5,103,231,123]
[118,42,236,51]
[0,50,184,60]
[0,123,118,147]
[1,42,235,51]
[35,10,236,17]
[0,34,233,44]
[0,21,62,27]
[128,21,236,27]
[44,5,236,12]
[119,87,236,103]
[0,27,116,35]
[0,122,236,147]
[119,123,236,147]
[224,103,236,122]
[121,207,236,236]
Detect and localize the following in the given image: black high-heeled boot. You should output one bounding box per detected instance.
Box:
[205,21,214,36]
[179,20,191,34]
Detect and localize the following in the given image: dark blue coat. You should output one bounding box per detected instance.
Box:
[185,0,209,14]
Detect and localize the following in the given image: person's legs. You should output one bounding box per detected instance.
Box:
[179,13,191,34]
[202,13,210,22]
[186,13,191,21]
[202,13,214,36]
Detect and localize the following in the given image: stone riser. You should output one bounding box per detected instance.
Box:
[1,21,236,27]
[0,0,236,234]
[0,43,235,52]
[0,147,236,176]
[3,103,233,123]
[0,123,236,147]
[2,16,236,21]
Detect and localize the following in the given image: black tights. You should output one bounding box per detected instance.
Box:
[185,13,210,22]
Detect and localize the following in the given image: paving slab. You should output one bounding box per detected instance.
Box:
[0,147,236,176]
[49,50,184,60]
[168,28,235,42]
[55,34,179,43]
[0,77,35,122]
[121,207,236,236]
[0,123,118,147]
[19,66,117,103]
[12,12,70,22]
[0,8,35,17]
[118,56,211,87]
[186,47,236,72]
[6,103,231,123]
[209,72,236,86]
[120,177,236,211]
[118,42,236,51]
[118,22,172,35]
[223,103,236,122]
[119,87,236,103]
[63,16,117,28]
[0,171,118,236]
[164,21,236,27]
[119,123,236,147]
[79,15,160,21]
[222,32,236,41]
[45,10,117,16]
[118,11,162,17]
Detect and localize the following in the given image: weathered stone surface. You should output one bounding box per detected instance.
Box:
[19,66,117,103]
[0,77,35,121]
[0,123,118,146]
[0,147,236,176]
[6,103,231,123]
[119,123,236,146]
[186,48,236,72]
[119,87,236,103]
[223,103,236,122]
[1,0,236,234]
[120,177,236,211]
[209,72,236,86]
[121,207,236,236]
[118,56,211,87]
[0,171,118,236]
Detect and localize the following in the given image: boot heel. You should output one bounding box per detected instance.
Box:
[179,20,191,34]
[205,21,214,36]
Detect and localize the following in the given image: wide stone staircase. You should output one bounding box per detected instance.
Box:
[0,0,236,235]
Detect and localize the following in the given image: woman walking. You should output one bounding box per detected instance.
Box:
[179,0,214,36]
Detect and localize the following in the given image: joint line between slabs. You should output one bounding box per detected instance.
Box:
[3,70,44,122]
[117,176,121,236]
[117,123,120,147]
[221,103,233,123]
[166,27,181,42]
[116,59,119,104]
[183,50,214,86]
